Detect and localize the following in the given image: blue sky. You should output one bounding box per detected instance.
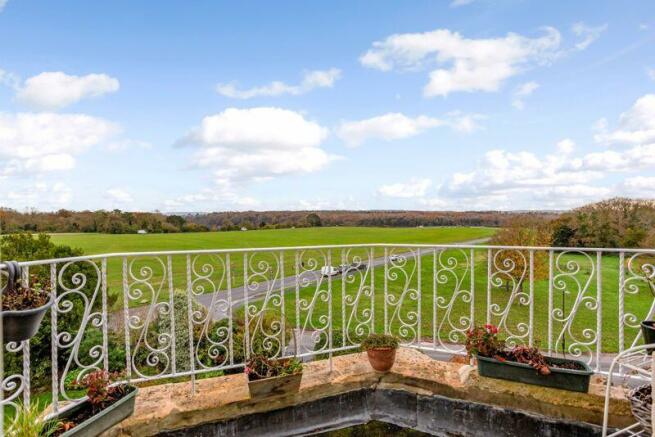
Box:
[0,0,654,212]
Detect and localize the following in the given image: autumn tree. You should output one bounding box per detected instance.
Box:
[490,216,552,291]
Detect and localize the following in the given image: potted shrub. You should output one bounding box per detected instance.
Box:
[51,370,138,436]
[361,333,400,372]
[1,262,54,343]
[245,354,303,398]
[466,324,594,393]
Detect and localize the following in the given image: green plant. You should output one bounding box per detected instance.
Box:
[8,401,60,437]
[360,333,400,351]
[244,355,303,381]
[155,290,206,372]
[73,370,127,413]
[465,324,505,360]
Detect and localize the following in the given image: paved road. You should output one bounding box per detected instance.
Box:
[195,237,491,320]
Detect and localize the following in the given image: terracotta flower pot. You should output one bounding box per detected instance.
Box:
[366,347,396,372]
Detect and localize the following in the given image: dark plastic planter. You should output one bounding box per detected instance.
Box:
[2,293,53,343]
[247,372,302,398]
[477,355,593,393]
[640,321,655,354]
[54,385,138,437]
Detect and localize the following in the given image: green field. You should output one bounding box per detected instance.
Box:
[4,225,653,428]
[41,226,651,354]
[49,226,495,254]
[45,226,494,307]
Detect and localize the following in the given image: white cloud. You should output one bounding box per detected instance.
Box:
[216,68,341,99]
[16,72,119,110]
[106,188,134,203]
[620,176,655,197]
[0,112,118,178]
[1,182,73,209]
[572,22,608,51]
[433,93,655,209]
[360,27,561,97]
[163,189,259,211]
[106,139,152,152]
[0,112,118,159]
[337,113,443,147]
[0,0,7,12]
[179,107,333,188]
[378,178,431,198]
[450,0,475,7]
[593,94,655,145]
[512,81,539,109]
[336,111,481,147]
[556,138,575,154]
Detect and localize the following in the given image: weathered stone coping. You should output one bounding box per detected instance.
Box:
[104,348,633,436]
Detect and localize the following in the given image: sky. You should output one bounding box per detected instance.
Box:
[0,0,654,212]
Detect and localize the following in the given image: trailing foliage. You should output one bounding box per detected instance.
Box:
[360,333,400,350]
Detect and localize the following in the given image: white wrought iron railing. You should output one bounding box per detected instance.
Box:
[0,243,654,429]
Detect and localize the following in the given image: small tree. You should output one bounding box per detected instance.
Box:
[305,213,322,227]
[490,217,551,291]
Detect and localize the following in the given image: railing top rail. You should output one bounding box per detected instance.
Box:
[1,243,654,267]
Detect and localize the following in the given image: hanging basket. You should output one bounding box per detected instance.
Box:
[628,384,652,435]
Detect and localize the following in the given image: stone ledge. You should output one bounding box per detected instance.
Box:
[104,348,632,436]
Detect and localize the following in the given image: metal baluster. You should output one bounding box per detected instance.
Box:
[384,248,388,335]
[122,257,132,380]
[327,251,333,371]
[243,254,250,360]
[596,251,603,372]
[433,249,437,348]
[185,255,195,394]
[226,254,234,366]
[21,266,30,406]
[370,247,375,336]
[101,258,108,373]
[280,251,286,355]
[529,250,534,347]
[618,251,625,354]
[341,249,346,349]
[167,256,176,375]
[548,250,554,355]
[470,248,475,332]
[486,249,492,324]
[417,248,422,347]
[294,251,300,353]
[50,263,59,414]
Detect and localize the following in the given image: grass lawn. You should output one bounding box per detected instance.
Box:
[44,227,651,354]
[250,249,652,355]
[45,226,495,308]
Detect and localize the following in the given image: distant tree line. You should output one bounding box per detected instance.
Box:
[0,208,209,234]
[187,210,558,231]
[4,199,655,249]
